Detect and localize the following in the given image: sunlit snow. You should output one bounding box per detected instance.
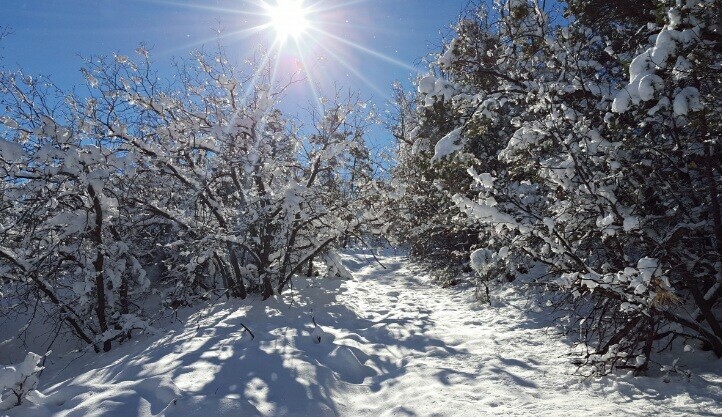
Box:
[5,251,721,416]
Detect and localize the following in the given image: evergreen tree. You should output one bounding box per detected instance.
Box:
[392,0,722,373]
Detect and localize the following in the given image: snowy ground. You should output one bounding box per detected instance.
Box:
[5,249,722,416]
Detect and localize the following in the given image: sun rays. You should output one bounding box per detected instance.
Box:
[264,0,310,41]
[139,0,420,108]
[254,0,423,109]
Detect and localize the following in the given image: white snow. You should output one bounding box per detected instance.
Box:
[438,39,457,68]
[673,86,703,116]
[668,8,682,28]
[431,127,465,161]
[470,248,492,271]
[0,353,43,392]
[612,25,702,114]
[4,250,722,417]
[417,75,457,103]
[638,74,664,101]
[0,352,43,409]
[0,140,25,162]
[623,216,640,231]
[417,76,436,95]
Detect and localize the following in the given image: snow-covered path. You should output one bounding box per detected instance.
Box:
[331,251,721,416]
[9,250,722,417]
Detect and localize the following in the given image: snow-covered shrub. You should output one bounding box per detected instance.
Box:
[392,0,722,374]
[0,352,43,409]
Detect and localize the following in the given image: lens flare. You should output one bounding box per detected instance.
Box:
[267,0,310,41]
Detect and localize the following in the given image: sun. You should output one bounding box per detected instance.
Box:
[266,0,310,42]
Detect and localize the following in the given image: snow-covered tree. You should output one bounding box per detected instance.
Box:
[395,0,722,373]
[383,65,484,274]
[0,46,376,352]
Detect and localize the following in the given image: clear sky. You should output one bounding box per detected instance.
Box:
[0,0,474,147]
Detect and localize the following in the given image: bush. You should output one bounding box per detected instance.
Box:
[0,352,44,409]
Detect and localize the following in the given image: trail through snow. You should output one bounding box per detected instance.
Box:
[6,250,722,417]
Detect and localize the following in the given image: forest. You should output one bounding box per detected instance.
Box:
[0,0,721,415]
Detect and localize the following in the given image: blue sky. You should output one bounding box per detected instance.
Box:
[0,0,473,147]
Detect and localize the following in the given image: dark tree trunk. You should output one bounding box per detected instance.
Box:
[227,244,247,299]
[88,185,111,352]
[307,256,314,277]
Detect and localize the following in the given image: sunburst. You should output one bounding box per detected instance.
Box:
[140,0,422,106]
[264,0,311,42]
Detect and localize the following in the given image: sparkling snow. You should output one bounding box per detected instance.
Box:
[4,250,721,416]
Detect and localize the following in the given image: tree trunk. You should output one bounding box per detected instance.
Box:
[307,256,314,277]
[88,185,111,352]
[213,253,232,299]
[262,273,274,300]
[226,244,247,299]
